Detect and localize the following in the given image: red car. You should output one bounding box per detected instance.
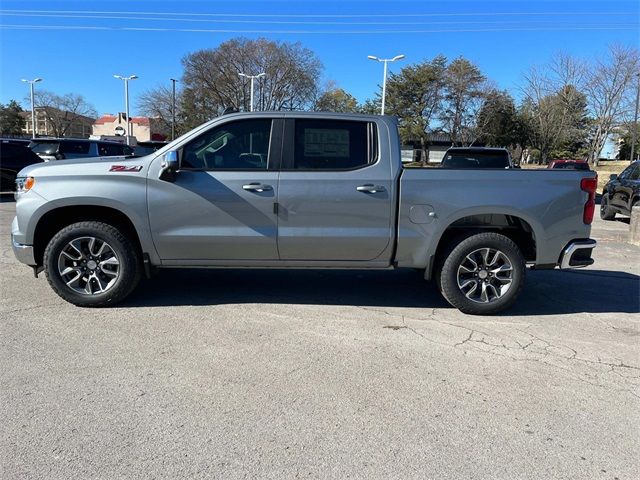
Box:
[547,159,590,170]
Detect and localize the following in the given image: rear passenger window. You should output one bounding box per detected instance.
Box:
[60,141,90,155]
[293,120,375,170]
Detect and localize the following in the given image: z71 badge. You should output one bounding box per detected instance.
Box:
[109,165,143,172]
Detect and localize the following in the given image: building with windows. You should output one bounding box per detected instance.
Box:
[92,113,168,142]
[21,107,94,138]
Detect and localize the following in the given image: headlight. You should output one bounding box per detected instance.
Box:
[15,176,35,194]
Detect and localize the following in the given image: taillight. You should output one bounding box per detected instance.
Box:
[581,175,597,224]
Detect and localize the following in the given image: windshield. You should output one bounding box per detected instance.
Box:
[29,141,60,155]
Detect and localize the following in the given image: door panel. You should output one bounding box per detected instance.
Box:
[277,171,392,260]
[147,171,279,260]
[147,117,281,261]
[276,119,393,261]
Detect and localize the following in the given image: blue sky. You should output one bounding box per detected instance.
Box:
[1,0,638,116]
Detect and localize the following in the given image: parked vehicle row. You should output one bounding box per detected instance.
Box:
[1,137,162,191]
[11,112,598,314]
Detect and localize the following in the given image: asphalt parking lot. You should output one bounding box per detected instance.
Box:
[1,197,638,479]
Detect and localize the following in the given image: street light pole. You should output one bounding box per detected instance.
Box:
[630,72,640,163]
[21,78,42,138]
[367,54,405,115]
[113,74,138,145]
[170,78,177,141]
[239,72,266,112]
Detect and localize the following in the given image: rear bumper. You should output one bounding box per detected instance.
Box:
[11,235,36,266]
[559,239,596,269]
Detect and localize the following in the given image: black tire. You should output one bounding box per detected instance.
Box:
[43,221,142,307]
[600,193,616,220]
[438,232,526,315]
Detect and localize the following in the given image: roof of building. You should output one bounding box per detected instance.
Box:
[94,114,150,126]
[19,107,95,123]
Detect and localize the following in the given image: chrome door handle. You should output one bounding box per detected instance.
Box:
[242,183,272,192]
[356,184,385,194]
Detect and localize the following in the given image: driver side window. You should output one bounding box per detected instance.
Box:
[180,119,272,170]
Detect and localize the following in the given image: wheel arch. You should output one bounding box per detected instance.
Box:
[425,210,539,280]
[32,204,146,266]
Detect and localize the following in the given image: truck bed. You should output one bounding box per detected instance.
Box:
[395,167,596,272]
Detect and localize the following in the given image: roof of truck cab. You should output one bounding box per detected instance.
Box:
[446,147,509,153]
[218,110,395,123]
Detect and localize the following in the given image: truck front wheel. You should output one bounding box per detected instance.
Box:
[43,221,142,307]
[438,232,525,315]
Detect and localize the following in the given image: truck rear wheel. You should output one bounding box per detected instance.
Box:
[438,232,525,315]
[43,221,142,307]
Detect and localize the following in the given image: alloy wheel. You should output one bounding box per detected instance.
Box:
[456,247,513,304]
[57,236,120,295]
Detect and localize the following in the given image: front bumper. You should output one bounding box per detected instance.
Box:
[12,235,36,265]
[559,239,596,269]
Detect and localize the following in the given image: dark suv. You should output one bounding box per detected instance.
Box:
[29,138,134,161]
[0,141,43,191]
[600,160,640,220]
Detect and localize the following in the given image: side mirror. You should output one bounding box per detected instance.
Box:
[609,174,618,181]
[159,150,179,182]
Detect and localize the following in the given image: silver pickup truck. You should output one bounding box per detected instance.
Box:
[11,112,597,314]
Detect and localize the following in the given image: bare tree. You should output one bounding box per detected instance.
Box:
[583,45,640,164]
[180,37,322,129]
[138,84,186,136]
[30,90,97,137]
[520,53,588,163]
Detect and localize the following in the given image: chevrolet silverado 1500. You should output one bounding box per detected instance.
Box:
[11,112,597,314]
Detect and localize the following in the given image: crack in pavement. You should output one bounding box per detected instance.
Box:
[358,305,639,399]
